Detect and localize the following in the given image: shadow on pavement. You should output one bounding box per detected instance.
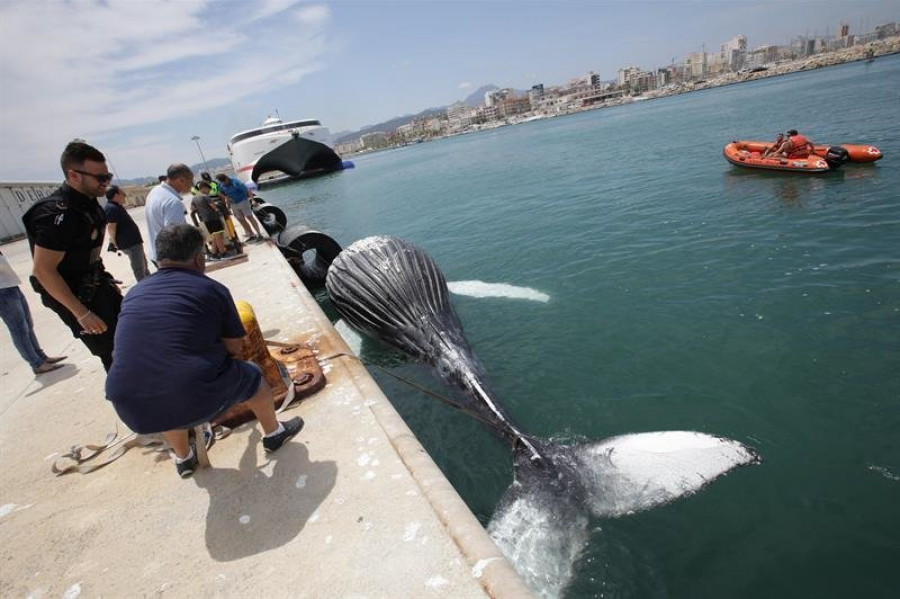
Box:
[196,429,337,562]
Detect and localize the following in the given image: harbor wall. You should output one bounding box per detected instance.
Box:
[0,182,150,243]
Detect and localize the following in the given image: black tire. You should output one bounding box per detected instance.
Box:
[277,225,342,287]
[252,201,288,236]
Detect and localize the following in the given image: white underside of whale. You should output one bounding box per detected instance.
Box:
[488,431,758,599]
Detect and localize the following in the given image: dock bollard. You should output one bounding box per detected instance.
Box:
[208,301,295,429]
[236,300,289,399]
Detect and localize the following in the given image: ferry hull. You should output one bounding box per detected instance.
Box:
[250,136,344,183]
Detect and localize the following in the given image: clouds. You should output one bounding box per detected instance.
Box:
[0,0,335,179]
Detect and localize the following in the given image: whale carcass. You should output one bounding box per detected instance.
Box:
[325,235,760,598]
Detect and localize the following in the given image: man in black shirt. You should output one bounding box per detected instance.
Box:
[22,141,123,371]
[104,185,150,282]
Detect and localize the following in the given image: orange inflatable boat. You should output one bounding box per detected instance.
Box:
[723,140,882,173]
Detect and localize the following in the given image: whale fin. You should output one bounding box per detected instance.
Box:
[488,432,759,597]
[574,431,760,518]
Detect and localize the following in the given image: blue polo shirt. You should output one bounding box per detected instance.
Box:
[103,201,143,249]
[217,177,249,204]
[105,267,252,433]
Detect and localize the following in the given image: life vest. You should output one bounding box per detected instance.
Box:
[787,134,811,158]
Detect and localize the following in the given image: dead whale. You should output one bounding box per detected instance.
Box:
[325,235,759,597]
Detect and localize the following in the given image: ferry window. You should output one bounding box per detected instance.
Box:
[229,120,322,144]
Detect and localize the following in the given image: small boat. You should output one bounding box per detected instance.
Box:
[723,140,882,173]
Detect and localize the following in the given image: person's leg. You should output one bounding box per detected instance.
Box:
[162,429,191,459]
[212,232,227,255]
[0,287,44,369]
[234,212,253,237]
[242,378,279,434]
[124,245,149,281]
[234,202,262,237]
[16,286,56,361]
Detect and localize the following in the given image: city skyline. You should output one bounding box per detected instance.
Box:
[1,0,897,181]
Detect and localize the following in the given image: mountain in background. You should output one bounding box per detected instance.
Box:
[461,84,499,107]
[117,157,231,187]
[334,84,509,145]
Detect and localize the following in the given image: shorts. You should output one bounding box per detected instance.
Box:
[183,361,263,428]
[202,218,224,235]
[231,200,254,219]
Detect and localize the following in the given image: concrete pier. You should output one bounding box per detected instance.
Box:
[0,206,532,598]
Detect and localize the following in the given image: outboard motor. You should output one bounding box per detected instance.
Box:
[824,146,850,170]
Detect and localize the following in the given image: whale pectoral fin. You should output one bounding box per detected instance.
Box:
[573,431,760,518]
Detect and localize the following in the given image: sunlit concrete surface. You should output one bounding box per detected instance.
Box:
[0,205,531,598]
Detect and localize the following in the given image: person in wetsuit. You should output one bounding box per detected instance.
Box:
[22,141,123,372]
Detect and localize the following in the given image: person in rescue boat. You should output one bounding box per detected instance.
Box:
[105,224,303,478]
[762,132,785,157]
[773,129,815,158]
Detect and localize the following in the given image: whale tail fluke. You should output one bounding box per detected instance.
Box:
[489,432,759,598]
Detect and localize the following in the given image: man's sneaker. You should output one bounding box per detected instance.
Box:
[263,417,304,453]
[175,447,199,479]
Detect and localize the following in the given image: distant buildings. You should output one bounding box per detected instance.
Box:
[334,20,898,156]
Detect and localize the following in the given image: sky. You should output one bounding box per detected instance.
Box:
[1,0,896,181]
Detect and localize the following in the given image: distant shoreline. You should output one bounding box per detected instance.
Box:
[347,36,900,158]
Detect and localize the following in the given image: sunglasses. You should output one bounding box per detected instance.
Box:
[72,169,114,183]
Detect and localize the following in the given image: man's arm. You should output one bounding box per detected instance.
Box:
[222,337,243,359]
[32,245,106,332]
[106,222,119,249]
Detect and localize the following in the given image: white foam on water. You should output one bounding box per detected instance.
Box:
[448,280,550,303]
[868,464,900,481]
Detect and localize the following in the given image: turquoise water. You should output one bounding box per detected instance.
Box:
[264,56,900,599]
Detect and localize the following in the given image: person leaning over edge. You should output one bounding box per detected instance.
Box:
[104,185,151,282]
[215,173,263,242]
[145,164,192,267]
[22,141,122,372]
[105,224,303,478]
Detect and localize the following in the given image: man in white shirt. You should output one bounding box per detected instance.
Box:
[145,164,193,265]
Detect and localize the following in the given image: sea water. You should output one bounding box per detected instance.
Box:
[262,55,900,599]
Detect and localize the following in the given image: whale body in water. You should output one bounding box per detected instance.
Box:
[326,235,760,598]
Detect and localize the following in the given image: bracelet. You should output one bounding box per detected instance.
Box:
[76,310,92,323]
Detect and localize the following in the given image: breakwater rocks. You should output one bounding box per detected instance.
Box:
[641,35,900,100]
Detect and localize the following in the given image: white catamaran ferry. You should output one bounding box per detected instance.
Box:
[227,116,346,184]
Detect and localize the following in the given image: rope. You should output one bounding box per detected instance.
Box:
[321,351,525,441]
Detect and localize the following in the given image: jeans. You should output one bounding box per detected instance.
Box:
[0,286,47,369]
[122,244,150,282]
